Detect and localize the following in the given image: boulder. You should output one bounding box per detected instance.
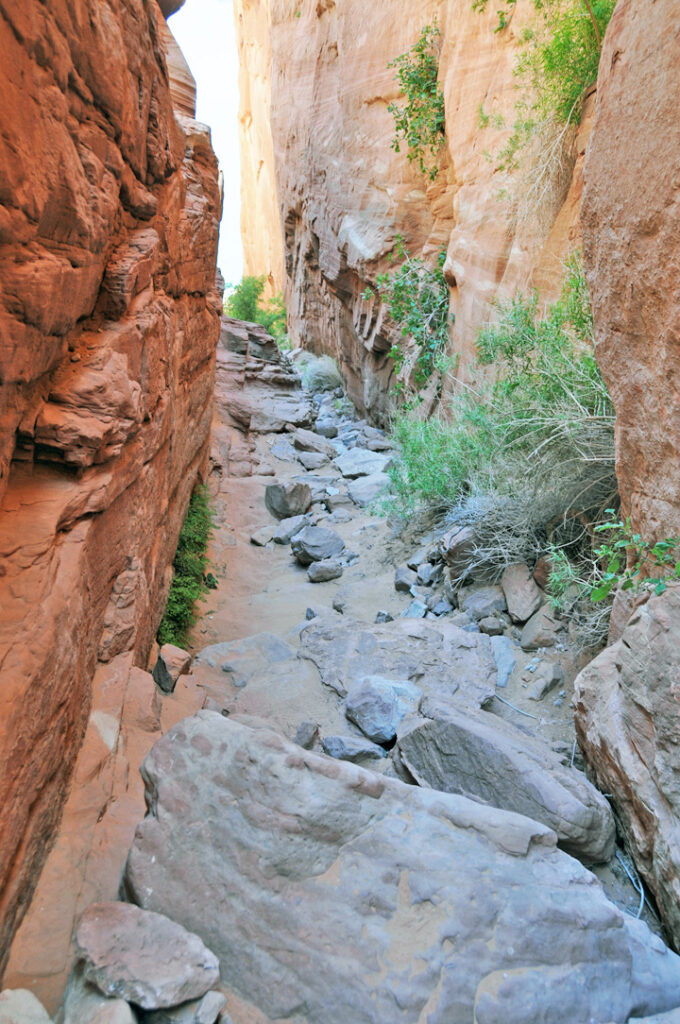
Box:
[320,734,387,762]
[264,481,312,519]
[344,675,422,744]
[501,563,543,623]
[63,964,137,1024]
[74,902,219,1010]
[272,514,308,544]
[292,428,337,458]
[459,585,507,622]
[401,600,427,619]
[298,615,498,706]
[314,419,338,438]
[307,559,343,583]
[249,525,274,547]
[398,699,615,862]
[347,472,390,507]
[520,606,565,651]
[195,633,295,689]
[491,636,516,688]
[152,645,191,695]
[416,562,443,587]
[438,525,476,576]
[334,448,389,478]
[125,713,680,1024]
[0,991,51,1024]
[478,616,505,636]
[528,661,564,701]
[575,587,680,947]
[297,451,328,471]
[394,566,417,593]
[290,526,345,565]
[141,991,227,1023]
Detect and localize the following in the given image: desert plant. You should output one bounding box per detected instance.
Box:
[225,276,287,343]
[158,485,213,648]
[387,23,446,180]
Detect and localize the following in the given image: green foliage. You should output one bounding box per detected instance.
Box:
[365,237,452,400]
[589,514,680,603]
[157,486,213,648]
[387,23,446,180]
[386,252,614,523]
[225,276,288,343]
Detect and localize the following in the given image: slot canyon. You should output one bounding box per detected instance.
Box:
[0,1,679,1022]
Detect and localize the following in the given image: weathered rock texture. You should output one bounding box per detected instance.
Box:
[125,712,680,1024]
[0,0,221,976]
[581,0,680,540]
[236,0,590,422]
[575,587,680,949]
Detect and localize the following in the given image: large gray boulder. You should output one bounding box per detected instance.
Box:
[298,615,497,704]
[335,448,390,478]
[74,902,219,1010]
[292,427,337,459]
[125,713,680,1024]
[344,675,422,744]
[575,587,680,947]
[347,472,390,507]
[398,698,615,862]
[264,481,313,519]
[291,526,345,565]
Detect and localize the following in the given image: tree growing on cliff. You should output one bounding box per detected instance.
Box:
[225,276,287,342]
[387,23,446,181]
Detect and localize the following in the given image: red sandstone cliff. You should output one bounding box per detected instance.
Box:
[236,0,589,422]
[0,0,221,973]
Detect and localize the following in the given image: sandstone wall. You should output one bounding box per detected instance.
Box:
[0,0,221,974]
[236,0,588,422]
[581,0,680,540]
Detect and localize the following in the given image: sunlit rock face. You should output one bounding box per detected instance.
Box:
[236,0,589,423]
[0,0,220,973]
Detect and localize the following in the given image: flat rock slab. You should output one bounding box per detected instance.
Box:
[273,514,308,545]
[292,428,337,459]
[334,448,390,478]
[298,615,498,705]
[125,713,680,1024]
[321,734,387,762]
[195,633,295,689]
[347,472,390,507]
[291,526,345,565]
[398,698,616,862]
[75,902,219,1010]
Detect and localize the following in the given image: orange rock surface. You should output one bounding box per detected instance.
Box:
[0,0,221,974]
[235,0,589,421]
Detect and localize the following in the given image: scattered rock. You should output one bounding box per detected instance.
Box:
[528,662,565,701]
[307,559,344,583]
[532,554,552,590]
[332,597,346,613]
[491,636,516,688]
[264,481,312,519]
[292,427,337,458]
[394,567,417,593]
[321,734,387,762]
[0,990,51,1024]
[429,599,453,617]
[249,526,274,547]
[152,645,191,695]
[74,902,219,1010]
[63,964,137,1024]
[291,526,345,565]
[347,472,390,507]
[325,507,352,525]
[293,722,319,749]
[334,448,389,478]
[297,451,328,471]
[520,606,565,651]
[501,563,543,623]
[478,616,505,636]
[272,514,308,544]
[314,419,338,438]
[400,699,616,862]
[125,714,680,1024]
[459,585,507,622]
[344,675,422,744]
[438,525,476,576]
[416,562,443,587]
[142,990,227,1023]
[401,599,427,619]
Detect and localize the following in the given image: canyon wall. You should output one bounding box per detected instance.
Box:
[236,0,589,422]
[0,0,221,974]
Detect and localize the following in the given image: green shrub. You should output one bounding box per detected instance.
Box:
[157,485,213,648]
[225,276,288,343]
[365,237,452,400]
[387,23,446,180]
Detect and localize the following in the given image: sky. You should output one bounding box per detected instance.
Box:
[170,0,244,285]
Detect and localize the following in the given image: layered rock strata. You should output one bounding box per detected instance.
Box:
[236,0,590,421]
[0,0,221,974]
[581,0,680,540]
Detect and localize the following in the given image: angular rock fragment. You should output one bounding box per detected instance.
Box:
[63,964,136,1024]
[334,448,389,478]
[75,902,219,1010]
[459,585,507,621]
[528,661,564,701]
[292,428,337,458]
[501,562,543,623]
[394,566,417,593]
[398,699,615,862]
[272,514,308,544]
[438,525,476,576]
[520,606,565,650]
[152,645,191,695]
[344,675,422,744]
[347,472,390,507]
[321,734,387,762]
[307,559,344,583]
[125,714,680,1024]
[142,990,227,1023]
[264,481,312,519]
[291,526,345,565]
[297,451,328,471]
[491,635,516,688]
[249,525,274,547]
